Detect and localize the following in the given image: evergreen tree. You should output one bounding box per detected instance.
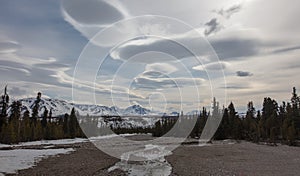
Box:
[244,102,255,132]
[9,101,22,121]
[214,108,229,139]
[262,97,278,138]
[34,122,43,140]
[41,107,48,128]
[153,120,162,137]
[32,92,42,124]
[0,85,9,133]
[69,107,78,138]
[244,101,258,141]
[49,109,52,122]
[63,113,70,137]
[291,87,299,111]
[21,110,31,142]
[212,97,220,117]
[228,102,242,139]
[287,122,296,145]
[290,88,300,139]
[9,101,22,141]
[0,122,17,144]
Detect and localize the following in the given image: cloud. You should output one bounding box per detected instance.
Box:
[236,71,253,77]
[110,36,195,63]
[61,0,125,26]
[130,62,203,90]
[34,57,69,69]
[271,45,300,54]
[110,28,271,63]
[2,0,300,112]
[0,52,75,94]
[141,71,165,78]
[0,41,21,53]
[9,87,27,96]
[204,18,223,36]
[204,3,243,37]
[209,36,263,60]
[132,76,205,90]
[220,85,251,90]
[0,59,31,75]
[145,62,178,74]
[109,30,218,63]
[215,4,243,19]
[61,0,133,47]
[192,61,230,71]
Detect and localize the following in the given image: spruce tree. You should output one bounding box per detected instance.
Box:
[287,122,296,145]
[262,97,278,138]
[0,85,9,133]
[49,109,52,122]
[69,107,77,138]
[41,107,48,128]
[228,102,243,139]
[214,108,229,139]
[63,113,70,137]
[9,101,22,122]
[244,101,258,141]
[21,110,31,142]
[9,101,22,142]
[32,92,42,125]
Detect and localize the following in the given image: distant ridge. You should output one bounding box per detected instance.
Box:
[11,98,159,117]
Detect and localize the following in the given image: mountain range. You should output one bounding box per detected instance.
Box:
[14,98,157,117]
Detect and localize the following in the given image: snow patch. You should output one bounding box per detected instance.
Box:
[0,138,88,149]
[0,148,74,174]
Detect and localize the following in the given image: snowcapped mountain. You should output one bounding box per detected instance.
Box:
[18,98,73,117]
[186,110,201,116]
[11,98,164,129]
[15,98,156,117]
[123,105,151,115]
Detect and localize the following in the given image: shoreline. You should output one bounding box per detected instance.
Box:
[5,142,127,176]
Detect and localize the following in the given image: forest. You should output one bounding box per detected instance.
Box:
[0,86,299,146]
[153,88,300,146]
[0,87,84,144]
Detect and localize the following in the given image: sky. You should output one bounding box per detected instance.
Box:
[1,0,300,113]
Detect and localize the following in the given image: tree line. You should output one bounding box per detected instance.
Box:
[151,88,300,146]
[0,86,299,146]
[0,87,84,144]
[214,87,300,146]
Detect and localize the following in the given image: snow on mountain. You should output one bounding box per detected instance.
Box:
[6,98,172,129]
[103,116,161,129]
[15,98,157,117]
[123,105,151,115]
[170,112,179,116]
[18,98,73,117]
[186,110,201,116]
[74,104,120,116]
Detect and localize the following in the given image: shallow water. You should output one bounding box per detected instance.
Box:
[109,144,172,176]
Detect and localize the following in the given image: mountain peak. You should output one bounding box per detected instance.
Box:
[12,98,155,117]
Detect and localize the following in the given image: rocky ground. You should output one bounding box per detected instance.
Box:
[7,142,126,176]
[167,141,300,176]
[4,138,300,176]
